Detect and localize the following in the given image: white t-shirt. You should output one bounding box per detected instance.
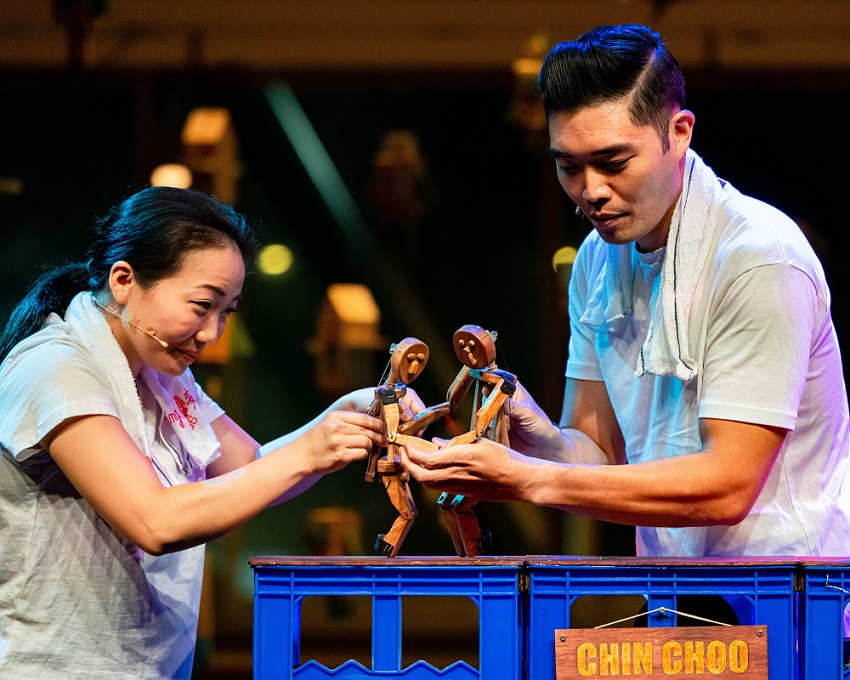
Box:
[0,318,224,678]
[566,182,850,557]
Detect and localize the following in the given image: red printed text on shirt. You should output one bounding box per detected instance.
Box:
[165,390,199,430]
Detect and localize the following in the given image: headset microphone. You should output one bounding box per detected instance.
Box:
[92,297,170,348]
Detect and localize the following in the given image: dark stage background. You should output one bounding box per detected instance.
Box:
[1,2,848,675]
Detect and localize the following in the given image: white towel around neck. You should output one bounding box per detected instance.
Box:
[578,149,722,380]
[55,292,221,478]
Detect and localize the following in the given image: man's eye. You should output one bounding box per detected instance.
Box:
[557,164,579,175]
[603,158,629,171]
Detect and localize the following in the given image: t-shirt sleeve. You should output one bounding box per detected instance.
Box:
[698,263,821,430]
[565,240,604,382]
[0,340,120,461]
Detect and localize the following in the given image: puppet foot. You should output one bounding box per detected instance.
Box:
[375,534,395,557]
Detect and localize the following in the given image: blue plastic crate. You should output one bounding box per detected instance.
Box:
[798,560,850,680]
[525,557,799,680]
[250,557,524,679]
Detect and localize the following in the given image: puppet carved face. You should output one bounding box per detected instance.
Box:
[390,337,429,384]
[453,325,496,369]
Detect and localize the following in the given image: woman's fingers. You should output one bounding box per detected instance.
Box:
[397,387,427,422]
[304,411,389,473]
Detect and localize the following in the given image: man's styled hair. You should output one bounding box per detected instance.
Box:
[538,24,686,151]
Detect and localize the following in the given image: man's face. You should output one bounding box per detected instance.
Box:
[548,99,692,252]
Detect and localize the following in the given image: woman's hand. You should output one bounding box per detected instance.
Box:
[334,387,377,413]
[298,410,385,475]
[336,386,427,427]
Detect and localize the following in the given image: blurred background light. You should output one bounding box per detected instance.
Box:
[149,163,193,188]
[325,283,381,327]
[552,245,578,271]
[0,177,24,195]
[258,243,294,276]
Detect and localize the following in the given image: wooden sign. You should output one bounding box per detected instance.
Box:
[555,626,767,678]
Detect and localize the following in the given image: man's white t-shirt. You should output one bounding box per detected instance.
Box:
[566,183,850,557]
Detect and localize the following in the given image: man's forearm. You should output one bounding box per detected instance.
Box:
[525,453,741,527]
[525,422,781,528]
[559,427,616,465]
[526,426,617,466]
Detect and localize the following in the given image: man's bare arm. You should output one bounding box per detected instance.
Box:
[403,416,785,528]
[558,378,626,465]
[505,378,623,465]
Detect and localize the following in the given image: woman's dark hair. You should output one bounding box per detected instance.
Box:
[0,186,259,363]
[538,24,686,151]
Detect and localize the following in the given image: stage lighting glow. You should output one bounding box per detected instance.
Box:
[552,246,578,271]
[258,243,294,275]
[150,164,193,189]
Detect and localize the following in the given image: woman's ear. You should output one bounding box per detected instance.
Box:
[107,261,136,306]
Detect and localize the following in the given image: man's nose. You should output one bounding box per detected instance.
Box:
[582,169,611,203]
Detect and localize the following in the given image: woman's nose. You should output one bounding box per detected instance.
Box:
[195,314,225,343]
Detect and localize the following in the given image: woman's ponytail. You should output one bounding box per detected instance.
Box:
[0,262,91,363]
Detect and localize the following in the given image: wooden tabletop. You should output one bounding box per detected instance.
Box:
[249,555,850,568]
[249,555,527,567]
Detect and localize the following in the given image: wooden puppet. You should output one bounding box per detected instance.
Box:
[366,337,449,557]
[438,325,517,557]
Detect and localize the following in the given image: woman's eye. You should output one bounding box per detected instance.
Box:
[193,301,212,311]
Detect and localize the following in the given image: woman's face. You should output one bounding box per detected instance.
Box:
[109,245,245,377]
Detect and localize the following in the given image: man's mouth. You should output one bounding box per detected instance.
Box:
[590,212,624,223]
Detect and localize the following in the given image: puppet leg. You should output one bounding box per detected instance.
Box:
[376,459,418,557]
[451,495,491,557]
[437,493,467,556]
[437,493,490,557]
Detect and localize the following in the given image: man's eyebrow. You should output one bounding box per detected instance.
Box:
[549,143,632,159]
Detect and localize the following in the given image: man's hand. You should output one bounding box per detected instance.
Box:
[507,380,567,458]
[400,437,547,503]
[501,380,610,464]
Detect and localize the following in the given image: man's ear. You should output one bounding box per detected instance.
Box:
[108,261,136,306]
[670,109,695,159]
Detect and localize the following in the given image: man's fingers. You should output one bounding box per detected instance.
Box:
[401,442,468,470]
[400,442,442,469]
[400,441,429,462]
